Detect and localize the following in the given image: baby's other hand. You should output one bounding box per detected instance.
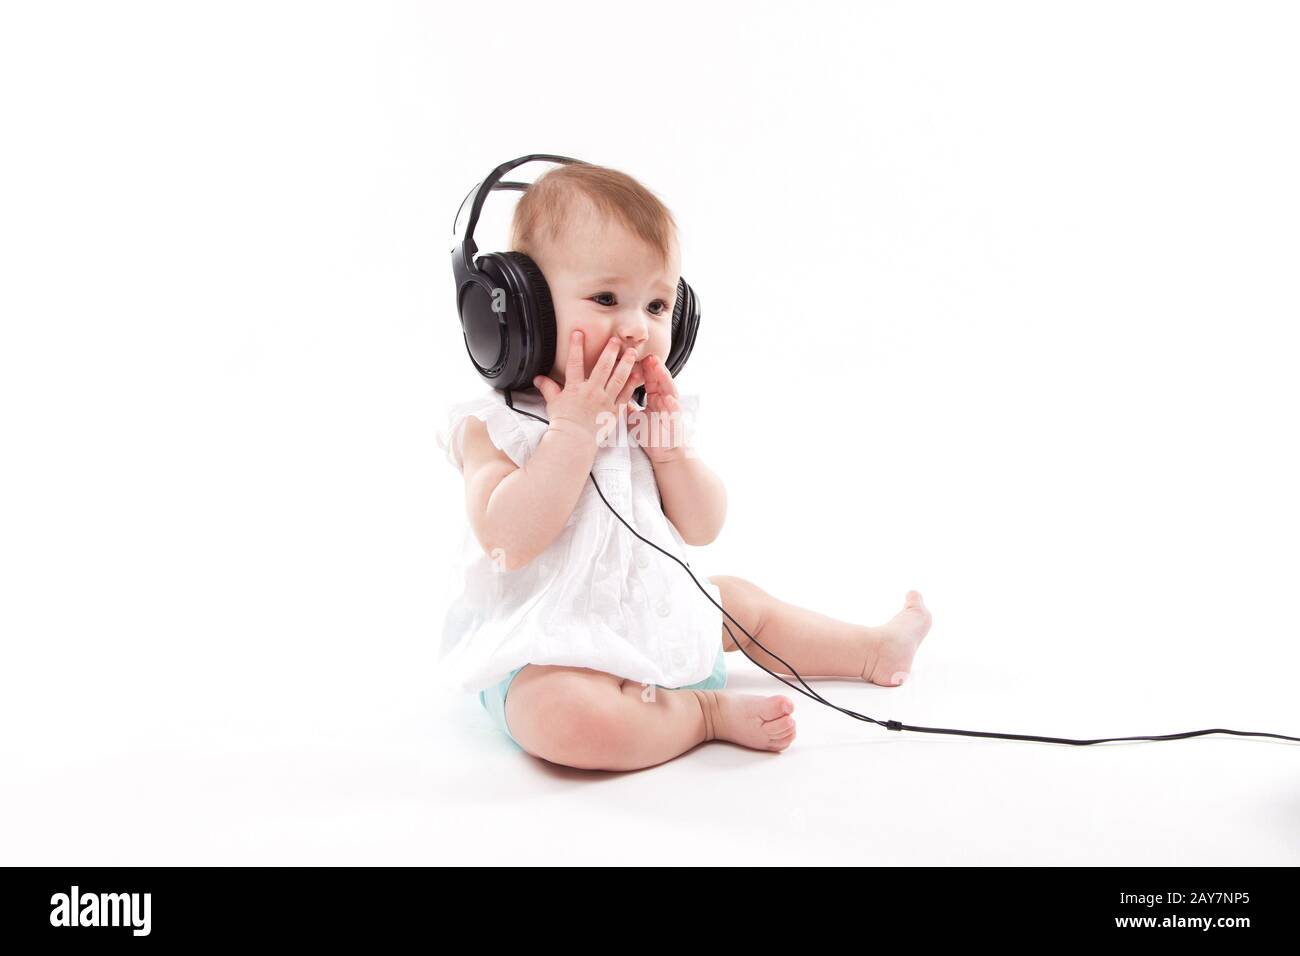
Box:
[628,354,688,463]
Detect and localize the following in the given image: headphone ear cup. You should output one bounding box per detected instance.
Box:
[500,251,556,390]
[455,253,513,384]
[458,251,557,391]
[667,277,700,378]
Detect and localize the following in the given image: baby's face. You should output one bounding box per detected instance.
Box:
[530,209,680,392]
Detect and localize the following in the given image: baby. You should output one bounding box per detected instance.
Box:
[446,161,932,771]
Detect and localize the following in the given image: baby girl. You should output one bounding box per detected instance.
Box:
[437,161,932,771]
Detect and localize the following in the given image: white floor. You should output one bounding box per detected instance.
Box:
[8,632,1297,866]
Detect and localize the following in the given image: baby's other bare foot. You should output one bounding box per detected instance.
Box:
[694,690,796,752]
[862,590,932,687]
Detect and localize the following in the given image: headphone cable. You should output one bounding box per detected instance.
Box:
[502,389,1300,747]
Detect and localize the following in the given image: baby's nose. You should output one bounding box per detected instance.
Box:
[619,328,647,349]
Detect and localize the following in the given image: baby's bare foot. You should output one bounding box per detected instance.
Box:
[694,690,796,752]
[862,590,932,687]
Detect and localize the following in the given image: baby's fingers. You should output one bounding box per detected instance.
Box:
[641,354,670,396]
[533,374,560,402]
[602,345,639,399]
[564,330,587,384]
[650,355,679,395]
[615,365,645,407]
[589,336,625,388]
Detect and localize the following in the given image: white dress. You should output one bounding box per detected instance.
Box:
[433,384,723,695]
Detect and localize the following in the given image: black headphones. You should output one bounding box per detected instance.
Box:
[446,155,1300,749]
[450,153,701,408]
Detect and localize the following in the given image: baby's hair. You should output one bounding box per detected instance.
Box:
[508,162,679,269]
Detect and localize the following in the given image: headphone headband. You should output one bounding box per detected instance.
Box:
[451,154,586,279]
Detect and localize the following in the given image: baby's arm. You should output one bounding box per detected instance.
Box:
[653,452,727,546]
[461,332,644,570]
[459,415,597,572]
[633,354,726,545]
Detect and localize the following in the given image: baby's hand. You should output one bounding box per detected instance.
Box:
[533,331,644,442]
[629,354,689,463]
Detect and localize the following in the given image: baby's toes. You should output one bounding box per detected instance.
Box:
[760,696,796,749]
[768,723,797,751]
[765,714,795,736]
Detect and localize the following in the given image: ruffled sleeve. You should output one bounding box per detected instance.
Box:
[436,391,538,471]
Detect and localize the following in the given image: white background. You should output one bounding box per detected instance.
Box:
[2,1,1297,865]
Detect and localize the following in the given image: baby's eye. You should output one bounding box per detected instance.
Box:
[648,300,671,317]
[591,293,616,307]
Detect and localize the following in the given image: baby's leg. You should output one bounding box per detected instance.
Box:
[709,575,932,686]
[506,663,796,772]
